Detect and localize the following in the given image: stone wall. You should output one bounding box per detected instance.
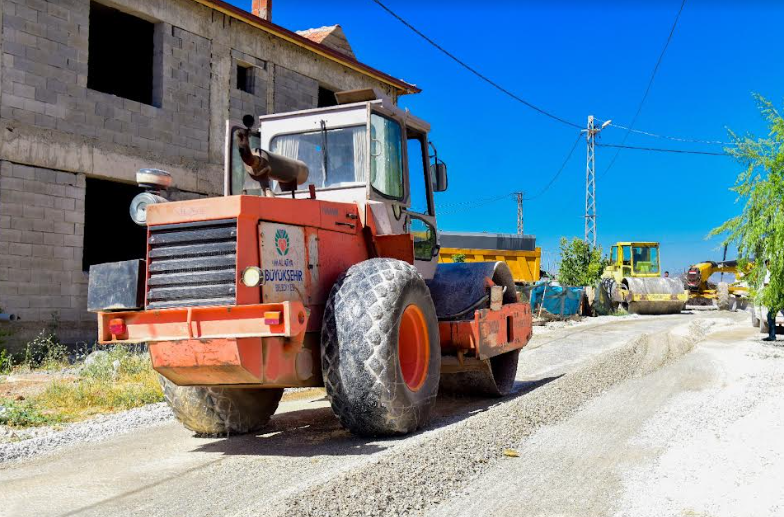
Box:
[274,65,319,113]
[0,160,91,343]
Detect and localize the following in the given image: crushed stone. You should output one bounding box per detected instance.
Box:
[274,319,717,517]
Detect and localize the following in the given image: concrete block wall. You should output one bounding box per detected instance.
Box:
[0,0,212,165]
[229,49,268,122]
[274,65,319,113]
[0,160,92,343]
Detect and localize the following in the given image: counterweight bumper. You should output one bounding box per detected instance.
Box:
[97,302,320,387]
[97,301,308,344]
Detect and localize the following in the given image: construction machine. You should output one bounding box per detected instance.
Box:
[594,241,687,315]
[87,89,532,438]
[685,260,748,310]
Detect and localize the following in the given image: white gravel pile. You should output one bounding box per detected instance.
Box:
[0,403,174,464]
[275,319,716,517]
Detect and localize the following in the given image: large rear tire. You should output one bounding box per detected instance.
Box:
[159,375,283,436]
[717,282,730,311]
[321,258,440,437]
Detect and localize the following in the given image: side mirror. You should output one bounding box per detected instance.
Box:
[431,162,448,192]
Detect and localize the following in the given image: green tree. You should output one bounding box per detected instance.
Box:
[710,95,784,308]
[557,237,607,287]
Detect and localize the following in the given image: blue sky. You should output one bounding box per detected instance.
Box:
[228,0,784,274]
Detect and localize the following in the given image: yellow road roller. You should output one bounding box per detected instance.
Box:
[596,241,688,315]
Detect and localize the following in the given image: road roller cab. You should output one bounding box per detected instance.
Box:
[607,242,661,278]
[88,89,533,437]
[597,241,688,315]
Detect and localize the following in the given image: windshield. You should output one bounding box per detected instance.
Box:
[632,245,660,274]
[270,125,367,189]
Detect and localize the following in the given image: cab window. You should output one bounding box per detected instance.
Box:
[411,218,436,261]
[406,132,430,215]
[611,246,618,264]
[632,246,660,274]
[622,245,631,265]
[269,125,367,189]
[230,128,260,195]
[370,113,403,199]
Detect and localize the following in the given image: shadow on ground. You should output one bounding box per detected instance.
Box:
[192,375,562,458]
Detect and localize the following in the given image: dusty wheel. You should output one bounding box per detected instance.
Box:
[717,282,730,311]
[159,375,283,436]
[321,258,440,437]
[751,307,760,327]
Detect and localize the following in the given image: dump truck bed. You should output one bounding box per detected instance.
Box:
[438,231,541,283]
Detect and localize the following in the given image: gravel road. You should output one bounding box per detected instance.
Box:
[1,311,774,517]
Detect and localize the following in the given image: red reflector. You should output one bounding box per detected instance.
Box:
[263,311,282,325]
[109,318,127,337]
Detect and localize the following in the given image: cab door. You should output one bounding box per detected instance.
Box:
[404,126,438,280]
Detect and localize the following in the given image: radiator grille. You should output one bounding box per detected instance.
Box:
[146,219,238,309]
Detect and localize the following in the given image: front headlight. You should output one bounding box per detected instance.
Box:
[241,266,263,287]
[129,192,167,226]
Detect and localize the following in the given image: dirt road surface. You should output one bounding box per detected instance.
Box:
[2,311,782,517]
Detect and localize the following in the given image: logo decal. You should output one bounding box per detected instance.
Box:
[275,229,290,256]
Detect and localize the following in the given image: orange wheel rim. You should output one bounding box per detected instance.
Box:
[398,304,430,392]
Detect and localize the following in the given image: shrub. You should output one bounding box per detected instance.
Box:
[0,349,12,375]
[557,237,608,287]
[21,330,68,371]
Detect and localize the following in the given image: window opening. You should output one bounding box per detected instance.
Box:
[83,177,147,271]
[237,63,253,94]
[318,86,337,107]
[88,2,156,105]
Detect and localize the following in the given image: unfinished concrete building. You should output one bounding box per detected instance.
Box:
[0,0,418,348]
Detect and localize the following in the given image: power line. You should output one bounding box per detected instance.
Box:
[525,132,583,200]
[605,122,735,146]
[370,0,583,130]
[602,0,687,177]
[597,143,727,156]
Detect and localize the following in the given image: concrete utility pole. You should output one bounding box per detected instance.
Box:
[515,191,524,235]
[583,115,611,248]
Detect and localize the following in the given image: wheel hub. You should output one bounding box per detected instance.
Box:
[398,304,430,391]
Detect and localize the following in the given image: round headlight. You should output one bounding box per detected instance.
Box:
[129,192,167,226]
[241,266,263,287]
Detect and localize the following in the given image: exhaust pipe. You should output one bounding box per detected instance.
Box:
[0,313,18,322]
[236,128,309,195]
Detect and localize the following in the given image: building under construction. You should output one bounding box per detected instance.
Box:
[0,0,417,348]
